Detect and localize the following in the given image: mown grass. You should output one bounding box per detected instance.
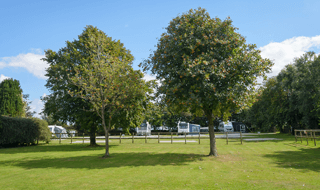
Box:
[0,133,319,189]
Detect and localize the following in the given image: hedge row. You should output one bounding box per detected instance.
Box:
[0,116,51,147]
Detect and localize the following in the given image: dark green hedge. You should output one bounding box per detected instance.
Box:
[0,116,51,147]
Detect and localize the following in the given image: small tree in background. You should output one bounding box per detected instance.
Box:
[141,8,273,156]
[23,94,36,118]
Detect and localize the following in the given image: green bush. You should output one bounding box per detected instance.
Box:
[31,118,51,143]
[0,116,51,147]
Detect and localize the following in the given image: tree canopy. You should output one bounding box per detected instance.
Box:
[43,25,152,157]
[141,8,273,156]
[0,78,24,117]
[242,52,320,133]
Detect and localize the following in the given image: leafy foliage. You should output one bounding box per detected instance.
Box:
[141,8,273,156]
[0,79,24,117]
[31,117,51,143]
[45,25,152,157]
[0,116,50,146]
[243,52,320,132]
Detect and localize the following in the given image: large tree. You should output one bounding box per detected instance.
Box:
[0,78,24,117]
[62,26,151,157]
[43,47,101,146]
[141,8,273,156]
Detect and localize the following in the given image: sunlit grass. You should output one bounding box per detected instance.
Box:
[0,133,319,189]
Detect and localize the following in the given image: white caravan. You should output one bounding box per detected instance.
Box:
[177,121,201,134]
[48,125,69,138]
[177,121,189,134]
[136,121,151,136]
[218,121,234,132]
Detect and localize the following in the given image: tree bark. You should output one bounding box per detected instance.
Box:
[101,108,110,158]
[89,127,97,146]
[206,110,218,157]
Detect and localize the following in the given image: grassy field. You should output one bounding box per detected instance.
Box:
[0,133,319,190]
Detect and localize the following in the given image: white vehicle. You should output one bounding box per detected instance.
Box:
[218,121,234,132]
[48,125,69,138]
[177,121,201,134]
[136,121,151,136]
[200,127,208,132]
[177,121,189,134]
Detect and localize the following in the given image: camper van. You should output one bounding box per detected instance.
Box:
[48,125,69,138]
[136,121,151,136]
[177,121,201,134]
[218,121,234,132]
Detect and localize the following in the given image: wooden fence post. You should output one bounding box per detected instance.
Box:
[226,132,228,145]
[59,133,61,144]
[185,132,187,144]
[314,131,316,146]
[71,134,72,144]
[145,133,147,143]
[306,132,309,145]
[158,132,160,144]
[300,131,302,143]
[132,133,134,144]
[294,130,297,142]
[120,133,122,144]
[171,132,173,144]
[240,131,243,145]
[199,132,200,144]
[83,133,84,144]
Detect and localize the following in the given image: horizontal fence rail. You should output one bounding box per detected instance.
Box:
[294,129,319,146]
[50,132,245,145]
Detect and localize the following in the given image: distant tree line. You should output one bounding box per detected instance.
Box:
[239,52,320,133]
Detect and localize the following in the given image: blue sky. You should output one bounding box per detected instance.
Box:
[1,0,320,117]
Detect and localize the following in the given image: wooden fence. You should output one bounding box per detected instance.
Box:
[294,129,320,146]
[50,132,244,145]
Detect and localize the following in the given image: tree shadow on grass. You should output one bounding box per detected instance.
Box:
[0,152,205,169]
[263,143,320,172]
[0,144,117,154]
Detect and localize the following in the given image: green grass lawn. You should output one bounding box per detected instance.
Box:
[1,133,319,189]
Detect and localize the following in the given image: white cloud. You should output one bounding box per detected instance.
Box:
[260,35,320,77]
[0,52,47,79]
[0,74,10,83]
[143,73,157,81]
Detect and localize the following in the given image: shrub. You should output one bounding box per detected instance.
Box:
[0,116,51,147]
[31,118,51,143]
[0,116,37,146]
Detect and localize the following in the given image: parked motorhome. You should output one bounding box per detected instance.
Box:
[177,121,201,134]
[218,121,234,132]
[136,121,151,136]
[232,122,247,133]
[48,125,68,138]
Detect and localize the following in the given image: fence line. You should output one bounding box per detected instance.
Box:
[50,132,244,145]
[294,129,319,146]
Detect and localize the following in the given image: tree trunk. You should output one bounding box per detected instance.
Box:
[101,108,110,158]
[206,111,218,157]
[102,119,110,158]
[89,127,97,146]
